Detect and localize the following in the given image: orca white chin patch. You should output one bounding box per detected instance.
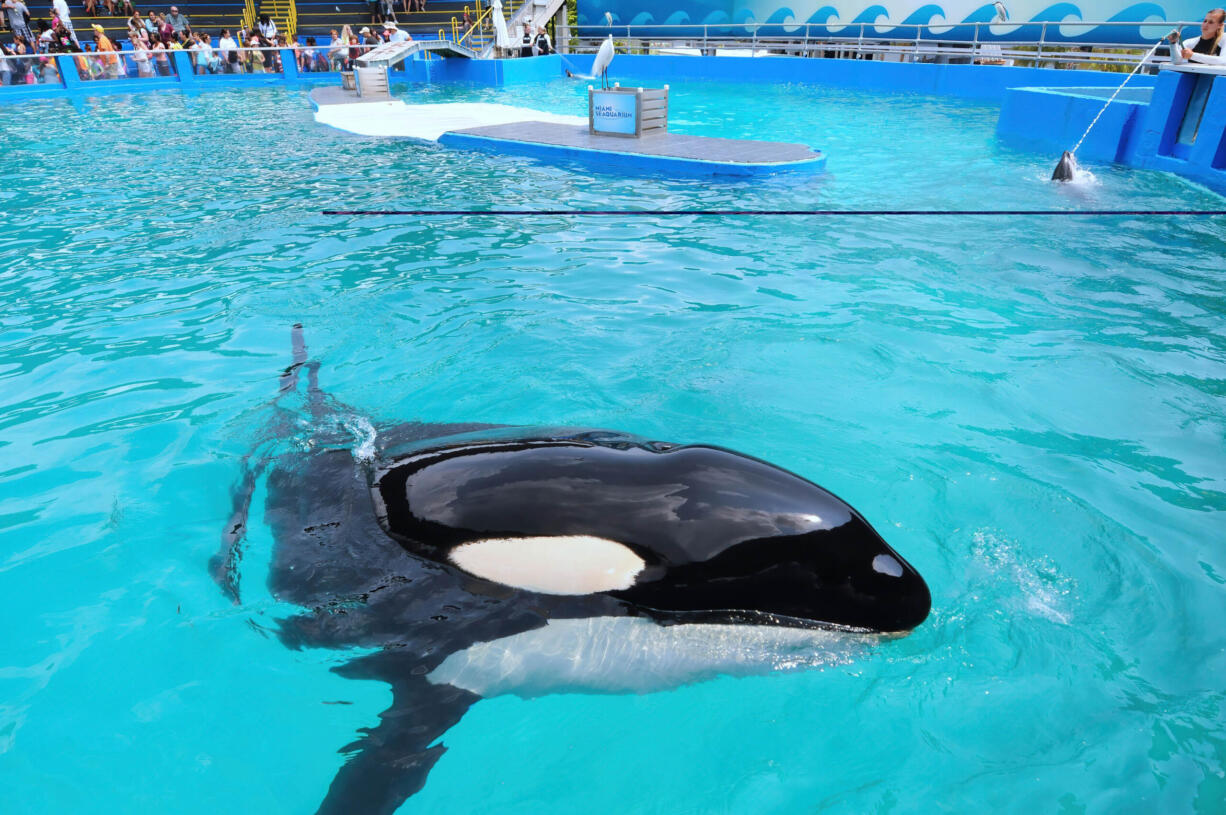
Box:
[448,535,645,595]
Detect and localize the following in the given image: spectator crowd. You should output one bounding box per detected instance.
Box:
[0,0,427,84]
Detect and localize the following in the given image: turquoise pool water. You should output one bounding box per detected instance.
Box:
[2,78,1225,813]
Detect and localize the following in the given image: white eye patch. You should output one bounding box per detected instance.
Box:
[872,554,904,578]
[448,536,646,595]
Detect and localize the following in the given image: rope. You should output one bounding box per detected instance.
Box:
[1070,39,1165,156]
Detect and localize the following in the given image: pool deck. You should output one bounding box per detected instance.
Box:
[439,121,824,174]
[310,86,825,177]
[309,86,374,106]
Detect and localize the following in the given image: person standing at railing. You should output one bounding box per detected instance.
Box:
[131,33,152,74]
[245,33,265,71]
[90,22,120,77]
[1168,9,1224,64]
[218,27,238,72]
[151,33,170,74]
[328,26,345,70]
[193,30,217,73]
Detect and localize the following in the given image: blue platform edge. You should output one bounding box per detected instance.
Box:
[996,70,1226,195]
[437,130,827,177]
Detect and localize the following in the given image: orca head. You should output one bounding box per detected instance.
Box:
[371,429,931,635]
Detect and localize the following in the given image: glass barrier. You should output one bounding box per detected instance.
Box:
[218,46,289,76]
[0,51,61,86]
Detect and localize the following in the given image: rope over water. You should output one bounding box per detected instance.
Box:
[1070,39,1166,157]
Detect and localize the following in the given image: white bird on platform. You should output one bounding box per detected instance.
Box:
[992,1,1009,23]
[592,35,615,87]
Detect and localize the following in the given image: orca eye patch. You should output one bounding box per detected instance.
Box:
[448,535,646,595]
[872,554,904,578]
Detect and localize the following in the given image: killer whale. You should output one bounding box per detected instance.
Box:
[213,326,931,815]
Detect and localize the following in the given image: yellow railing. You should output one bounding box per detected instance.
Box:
[242,0,256,32]
[286,0,297,39]
[458,3,494,48]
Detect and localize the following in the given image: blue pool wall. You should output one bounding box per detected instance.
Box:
[996,70,1226,193]
[0,52,1156,105]
[3,51,1220,194]
[997,87,1150,162]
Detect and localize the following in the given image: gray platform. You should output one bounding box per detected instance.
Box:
[309,86,373,107]
[445,121,822,165]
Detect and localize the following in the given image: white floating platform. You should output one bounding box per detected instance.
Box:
[309,86,584,142]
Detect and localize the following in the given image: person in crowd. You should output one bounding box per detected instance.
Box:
[2,0,32,45]
[348,31,361,63]
[51,0,78,45]
[35,30,59,81]
[257,13,275,39]
[36,18,53,52]
[152,11,171,42]
[50,20,73,51]
[117,0,134,16]
[0,43,14,85]
[245,32,265,72]
[191,30,212,73]
[298,35,316,71]
[131,31,151,74]
[0,37,31,84]
[218,26,238,72]
[165,5,188,34]
[268,33,288,73]
[1168,9,1225,64]
[82,0,97,16]
[386,20,407,43]
[151,32,169,74]
[378,0,395,24]
[328,26,345,69]
[533,24,551,55]
[91,23,120,77]
[127,9,145,39]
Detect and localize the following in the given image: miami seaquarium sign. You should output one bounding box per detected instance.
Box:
[576,0,1209,44]
[591,91,639,135]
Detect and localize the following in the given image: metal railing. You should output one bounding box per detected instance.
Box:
[455,1,492,49]
[569,20,1196,71]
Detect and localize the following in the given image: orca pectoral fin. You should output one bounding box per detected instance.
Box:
[315,656,479,815]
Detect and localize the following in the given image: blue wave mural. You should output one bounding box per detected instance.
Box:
[576,0,1198,44]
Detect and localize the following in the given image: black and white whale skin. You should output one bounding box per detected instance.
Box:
[213,330,931,815]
